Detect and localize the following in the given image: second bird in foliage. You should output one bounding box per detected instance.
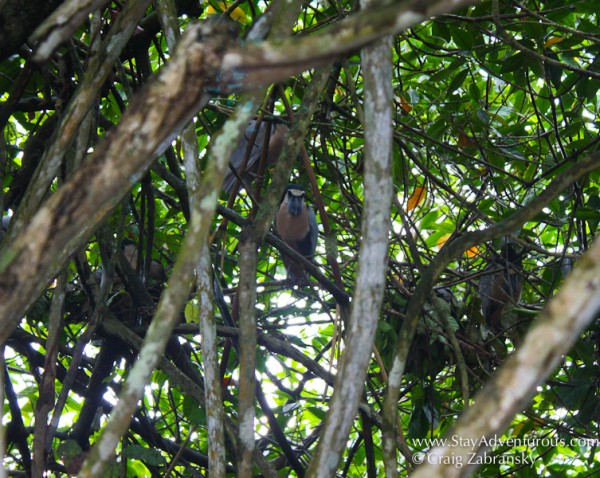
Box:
[222,119,289,195]
[479,242,524,332]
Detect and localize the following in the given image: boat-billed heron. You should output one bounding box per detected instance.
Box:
[478,242,523,331]
[275,185,318,285]
[222,119,289,195]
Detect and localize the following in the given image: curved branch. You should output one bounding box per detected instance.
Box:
[220,0,481,90]
[305,20,394,478]
[0,22,222,344]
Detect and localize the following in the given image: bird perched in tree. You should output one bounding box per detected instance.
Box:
[121,239,138,269]
[479,242,524,331]
[275,185,318,286]
[222,119,289,195]
[121,239,165,284]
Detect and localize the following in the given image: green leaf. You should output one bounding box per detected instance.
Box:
[122,445,166,466]
[451,27,473,50]
[446,69,469,96]
[555,382,591,410]
[182,396,205,425]
[469,82,481,103]
[408,404,430,439]
[500,52,528,73]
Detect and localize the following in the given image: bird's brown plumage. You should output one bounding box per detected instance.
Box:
[275,186,317,285]
[222,120,289,194]
[479,244,523,331]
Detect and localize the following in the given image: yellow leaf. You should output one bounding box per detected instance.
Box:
[407,185,427,211]
[206,2,249,24]
[437,234,451,250]
[228,6,249,24]
[399,95,412,113]
[544,36,564,49]
[465,245,480,258]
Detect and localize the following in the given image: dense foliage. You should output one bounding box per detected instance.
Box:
[1,0,599,476]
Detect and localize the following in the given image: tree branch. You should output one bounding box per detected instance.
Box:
[305,10,394,476]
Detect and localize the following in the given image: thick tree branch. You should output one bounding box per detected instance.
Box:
[29,0,110,62]
[305,11,394,477]
[0,21,225,344]
[7,0,153,233]
[220,0,480,90]
[0,0,64,62]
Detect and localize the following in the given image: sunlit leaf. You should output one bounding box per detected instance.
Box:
[543,37,564,49]
[465,245,480,258]
[398,94,413,113]
[206,2,249,24]
[184,300,199,323]
[436,233,451,250]
[406,185,427,211]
